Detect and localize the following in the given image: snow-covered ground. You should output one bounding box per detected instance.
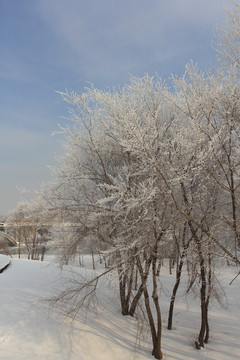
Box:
[0,255,239,360]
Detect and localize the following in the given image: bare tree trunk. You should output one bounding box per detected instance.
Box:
[25,240,31,259]
[204,307,210,344]
[136,231,164,359]
[125,263,134,311]
[137,258,160,358]
[134,265,138,290]
[169,257,172,274]
[227,132,240,251]
[91,249,95,270]
[204,246,212,344]
[117,250,145,317]
[98,251,102,264]
[230,184,240,253]
[129,263,147,316]
[151,252,163,360]
[18,228,21,259]
[41,246,46,261]
[186,223,208,349]
[118,271,129,315]
[156,259,162,276]
[168,223,191,330]
[167,257,184,330]
[118,255,135,316]
[180,182,209,348]
[194,233,207,349]
[197,271,207,348]
[118,260,128,315]
[31,228,37,260]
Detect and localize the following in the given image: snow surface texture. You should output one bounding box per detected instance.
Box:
[0,256,239,360]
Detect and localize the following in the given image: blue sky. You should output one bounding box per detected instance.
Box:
[0,0,229,215]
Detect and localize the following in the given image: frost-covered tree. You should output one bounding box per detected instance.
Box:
[45,63,239,356]
[40,2,240,358]
[7,197,50,260]
[43,78,178,359]
[216,0,240,73]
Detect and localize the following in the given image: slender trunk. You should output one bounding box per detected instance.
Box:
[118,259,135,315]
[228,138,240,250]
[151,253,163,359]
[187,221,207,348]
[136,256,161,358]
[41,246,46,261]
[91,247,95,270]
[118,267,128,315]
[204,246,212,344]
[167,258,184,330]
[156,259,161,276]
[195,235,207,348]
[18,228,21,259]
[169,257,172,274]
[126,263,134,308]
[134,265,138,290]
[78,252,82,266]
[204,307,209,344]
[138,230,164,358]
[198,271,207,348]
[134,228,165,358]
[129,271,145,316]
[98,251,102,264]
[230,184,240,252]
[31,229,37,260]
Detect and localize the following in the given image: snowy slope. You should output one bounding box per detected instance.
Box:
[0,256,239,360]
